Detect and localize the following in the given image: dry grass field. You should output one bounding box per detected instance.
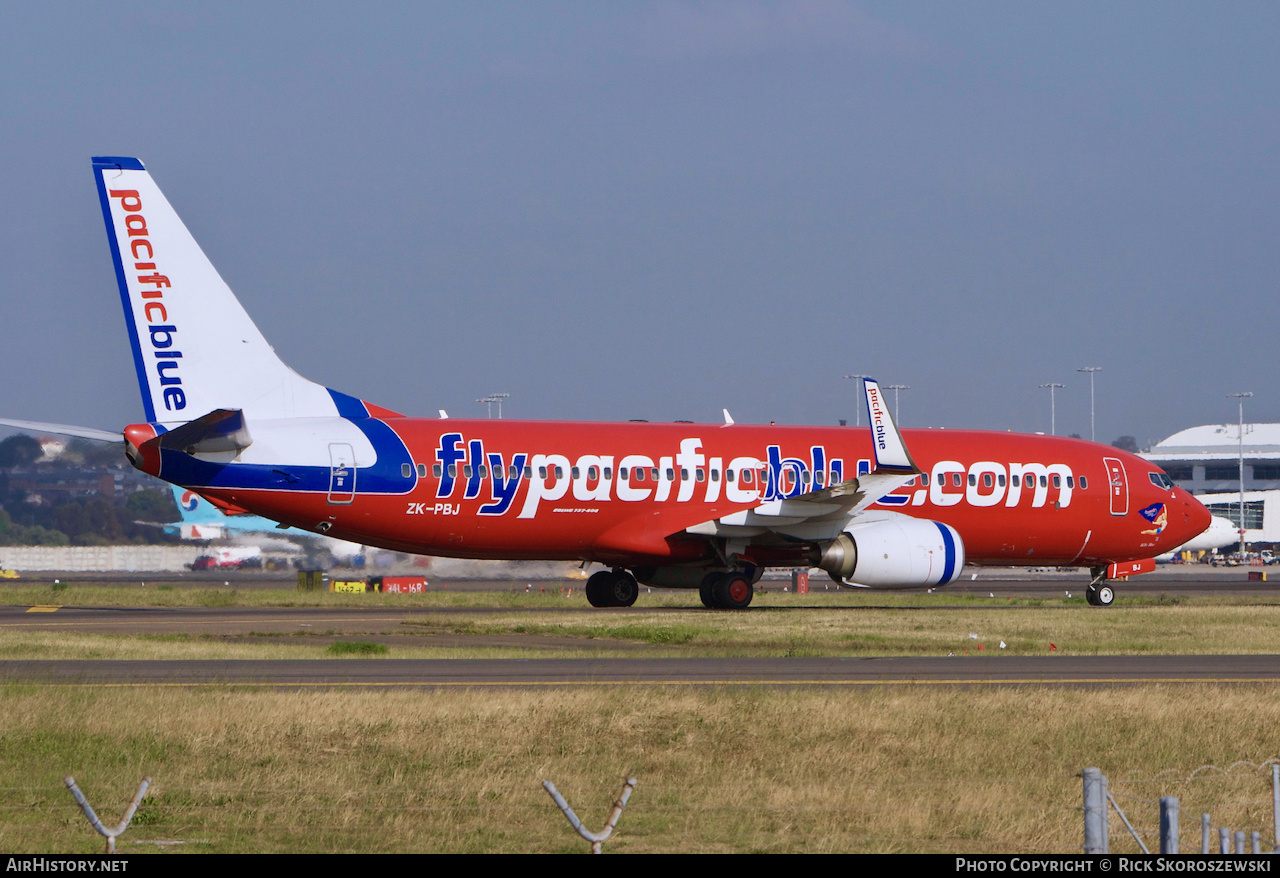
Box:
[3,582,1280,853]
[2,685,1279,854]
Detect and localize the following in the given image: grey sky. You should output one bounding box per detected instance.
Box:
[1,2,1277,449]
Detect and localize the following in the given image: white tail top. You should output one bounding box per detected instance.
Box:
[92,157,339,425]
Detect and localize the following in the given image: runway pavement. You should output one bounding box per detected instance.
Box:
[2,655,1279,688]
[3,569,1279,688]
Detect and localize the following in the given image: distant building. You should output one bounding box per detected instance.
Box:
[1142,424,1280,544]
[1142,424,1280,494]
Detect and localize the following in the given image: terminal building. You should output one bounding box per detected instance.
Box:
[1142,424,1280,545]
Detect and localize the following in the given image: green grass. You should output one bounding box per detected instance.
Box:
[326,641,389,656]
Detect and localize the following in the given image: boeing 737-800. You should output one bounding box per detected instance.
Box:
[2,158,1213,609]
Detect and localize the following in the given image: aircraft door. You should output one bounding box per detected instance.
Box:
[328,443,356,505]
[1103,457,1128,516]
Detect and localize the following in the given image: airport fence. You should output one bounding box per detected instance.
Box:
[19,761,1280,853]
[1084,762,1280,854]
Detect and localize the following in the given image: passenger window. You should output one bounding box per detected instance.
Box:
[571,467,580,479]
[1052,475,1060,488]
[983,473,993,488]
[651,468,659,480]
[696,468,705,482]
[620,467,629,480]
[727,469,735,483]
[998,474,1006,487]
[742,470,754,485]
[953,473,962,487]
[1080,476,1088,489]
[712,469,720,482]
[604,467,612,480]
[921,474,929,486]
[1066,476,1074,488]
[538,466,547,479]
[418,463,428,478]
[802,471,811,485]
[1012,475,1020,487]
[509,465,519,479]
[447,464,457,478]
[815,471,824,486]
[1039,475,1047,488]
[555,466,564,479]
[464,465,473,478]
[968,473,976,487]
[433,464,442,478]
[402,463,412,478]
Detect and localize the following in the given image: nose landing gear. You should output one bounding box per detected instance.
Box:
[1085,567,1116,606]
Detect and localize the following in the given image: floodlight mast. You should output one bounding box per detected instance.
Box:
[885,384,910,424]
[1229,391,1254,555]
[1078,367,1102,442]
[1040,383,1065,436]
[477,393,510,419]
[843,374,870,426]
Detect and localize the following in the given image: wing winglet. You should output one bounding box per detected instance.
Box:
[862,378,918,475]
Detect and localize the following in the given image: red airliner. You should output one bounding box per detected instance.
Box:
[7,158,1214,609]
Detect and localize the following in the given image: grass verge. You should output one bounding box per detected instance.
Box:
[2,684,1278,853]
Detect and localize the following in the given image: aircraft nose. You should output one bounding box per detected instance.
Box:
[1170,488,1212,546]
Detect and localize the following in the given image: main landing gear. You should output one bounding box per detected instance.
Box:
[585,569,639,608]
[1085,567,1116,607]
[699,571,755,610]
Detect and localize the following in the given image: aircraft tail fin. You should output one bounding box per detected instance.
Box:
[91,157,356,425]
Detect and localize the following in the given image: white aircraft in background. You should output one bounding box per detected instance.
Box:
[1158,514,1237,561]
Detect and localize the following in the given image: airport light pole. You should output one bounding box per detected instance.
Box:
[1078,367,1102,442]
[885,384,910,424]
[843,374,869,426]
[477,393,510,419]
[1229,391,1253,554]
[1040,383,1065,436]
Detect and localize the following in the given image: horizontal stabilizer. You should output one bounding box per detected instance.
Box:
[0,418,122,444]
[147,409,252,455]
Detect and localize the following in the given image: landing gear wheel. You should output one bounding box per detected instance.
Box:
[712,572,754,610]
[609,570,639,607]
[1085,584,1116,607]
[585,571,614,607]
[699,572,721,609]
[585,570,638,607]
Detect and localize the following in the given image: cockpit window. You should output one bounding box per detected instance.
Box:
[1148,472,1174,491]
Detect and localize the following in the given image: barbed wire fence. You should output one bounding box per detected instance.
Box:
[9,761,1280,853]
[1086,761,1280,854]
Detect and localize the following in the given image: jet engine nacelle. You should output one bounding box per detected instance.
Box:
[814,518,965,589]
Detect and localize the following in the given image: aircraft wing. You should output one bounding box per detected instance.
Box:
[0,418,121,444]
[685,378,921,544]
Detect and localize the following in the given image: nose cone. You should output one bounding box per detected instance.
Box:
[1167,488,1212,548]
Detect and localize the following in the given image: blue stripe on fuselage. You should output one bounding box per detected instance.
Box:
[156,410,415,496]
